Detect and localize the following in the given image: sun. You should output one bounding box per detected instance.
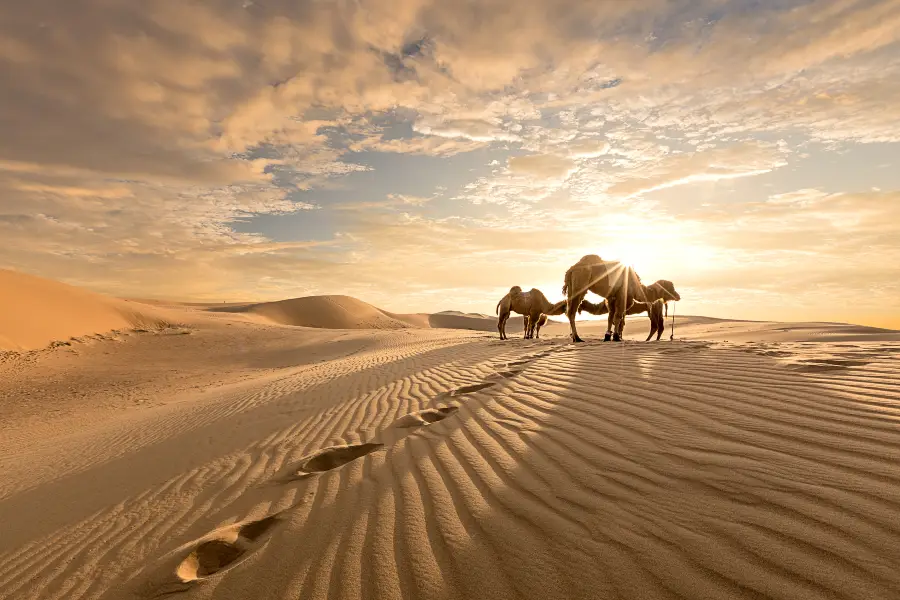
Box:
[591,242,662,276]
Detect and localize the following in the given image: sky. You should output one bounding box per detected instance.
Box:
[1,0,899,328]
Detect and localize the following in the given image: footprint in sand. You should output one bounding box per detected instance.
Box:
[487,369,522,380]
[176,515,281,582]
[274,442,384,483]
[505,359,531,368]
[447,382,495,396]
[788,359,872,373]
[391,406,459,429]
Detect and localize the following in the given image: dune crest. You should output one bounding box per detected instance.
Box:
[0,269,172,351]
[212,294,414,330]
[209,294,540,333]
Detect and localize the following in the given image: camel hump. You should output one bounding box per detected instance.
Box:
[576,254,604,266]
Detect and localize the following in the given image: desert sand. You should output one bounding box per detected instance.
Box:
[1,271,899,600]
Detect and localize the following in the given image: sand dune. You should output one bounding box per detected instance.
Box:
[204,295,527,333]
[0,288,898,599]
[429,311,529,332]
[0,269,173,351]
[210,295,415,330]
[2,274,900,600]
[666,315,900,343]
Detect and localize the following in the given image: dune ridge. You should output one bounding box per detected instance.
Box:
[206,293,535,333]
[0,271,521,349]
[209,294,414,329]
[0,269,174,351]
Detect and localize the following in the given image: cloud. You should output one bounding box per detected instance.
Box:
[331,193,432,211]
[348,135,488,156]
[603,143,789,199]
[566,139,611,159]
[413,119,520,143]
[2,0,900,327]
[508,154,577,179]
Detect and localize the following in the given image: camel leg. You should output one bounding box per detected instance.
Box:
[566,293,586,343]
[646,311,657,341]
[532,312,544,339]
[605,299,616,342]
[523,315,530,339]
[656,311,665,341]
[537,312,545,338]
[612,310,624,341]
[609,296,625,342]
[498,310,509,340]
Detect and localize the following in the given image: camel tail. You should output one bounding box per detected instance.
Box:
[496,298,502,315]
[562,266,573,296]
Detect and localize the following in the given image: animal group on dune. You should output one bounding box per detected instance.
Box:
[496,254,681,342]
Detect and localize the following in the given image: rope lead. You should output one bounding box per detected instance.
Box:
[670,302,676,340]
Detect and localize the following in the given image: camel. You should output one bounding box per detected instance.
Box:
[496,286,567,340]
[532,301,567,338]
[561,254,650,342]
[579,279,681,341]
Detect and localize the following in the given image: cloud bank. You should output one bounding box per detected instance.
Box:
[2,0,899,326]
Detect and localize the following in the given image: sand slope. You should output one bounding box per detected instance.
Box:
[207,295,537,333]
[429,311,529,332]
[0,269,171,351]
[1,309,899,600]
[210,295,415,330]
[663,315,900,343]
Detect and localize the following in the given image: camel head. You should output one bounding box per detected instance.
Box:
[647,280,681,302]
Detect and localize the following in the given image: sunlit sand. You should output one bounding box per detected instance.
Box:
[2,270,899,600]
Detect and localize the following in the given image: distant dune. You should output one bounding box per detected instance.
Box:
[0,271,540,349]
[209,295,536,333]
[429,311,526,332]
[211,295,415,330]
[0,270,172,351]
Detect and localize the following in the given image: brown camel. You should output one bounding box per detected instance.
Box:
[496,287,566,340]
[579,279,681,341]
[532,301,567,338]
[561,254,650,342]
